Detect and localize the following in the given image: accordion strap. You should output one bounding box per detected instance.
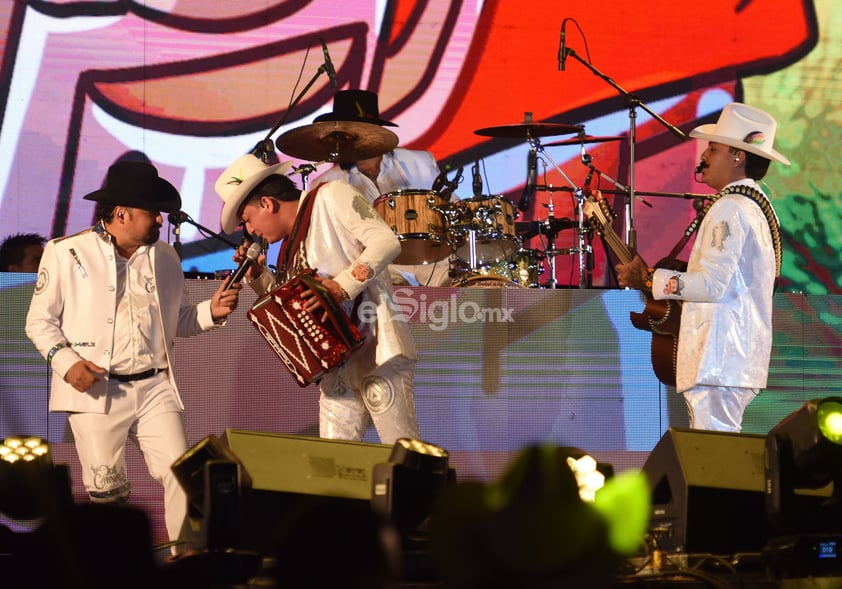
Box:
[297,271,362,346]
[277,183,325,282]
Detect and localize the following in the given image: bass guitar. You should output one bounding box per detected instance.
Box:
[582,192,682,387]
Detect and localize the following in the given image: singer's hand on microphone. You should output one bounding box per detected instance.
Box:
[233,241,267,281]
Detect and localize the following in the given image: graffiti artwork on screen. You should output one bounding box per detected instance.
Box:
[0,0,836,296]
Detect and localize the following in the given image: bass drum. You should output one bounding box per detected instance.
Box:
[451,274,517,288]
[509,248,545,288]
[449,257,524,288]
[373,190,450,265]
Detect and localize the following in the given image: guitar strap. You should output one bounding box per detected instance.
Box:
[660,185,782,278]
[275,183,364,322]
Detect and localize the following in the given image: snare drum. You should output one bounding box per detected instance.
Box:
[373,190,449,265]
[452,195,519,265]
[510,249,545,288]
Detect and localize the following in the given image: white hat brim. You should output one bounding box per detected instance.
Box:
[220,160,294,234]
[690,125,790,166]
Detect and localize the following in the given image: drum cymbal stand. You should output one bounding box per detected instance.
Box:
[530,136,590,288]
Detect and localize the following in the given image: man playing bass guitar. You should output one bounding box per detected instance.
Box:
[616,103,788,432]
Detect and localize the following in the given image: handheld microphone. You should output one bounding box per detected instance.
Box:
[472,161,483,196]
[225,242,261,291]
[168,211,190,225]
[557,20,568,71]
[319,38,338,88]
[519,150,538,212]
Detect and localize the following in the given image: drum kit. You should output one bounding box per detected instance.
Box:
[270,114,629,288]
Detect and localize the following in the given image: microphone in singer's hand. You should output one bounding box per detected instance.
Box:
[225,242,261,291]
[319,38,338,87]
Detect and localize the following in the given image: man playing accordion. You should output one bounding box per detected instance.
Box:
[215,154,420,444]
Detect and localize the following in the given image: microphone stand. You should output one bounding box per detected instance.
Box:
[290,160,329,190]
[561,46,686,251]
[170,214,239,251]
[250,53,333,163]
[173,223,183,261]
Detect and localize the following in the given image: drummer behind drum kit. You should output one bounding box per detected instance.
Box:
[273,108,622,288]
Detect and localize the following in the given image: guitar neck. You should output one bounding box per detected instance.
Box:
[602,223,633,264]
[584,196,635,264]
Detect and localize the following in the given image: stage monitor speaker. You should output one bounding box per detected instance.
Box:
[642,428,769,556]
[222,429,394,555]
[224,429,393,499]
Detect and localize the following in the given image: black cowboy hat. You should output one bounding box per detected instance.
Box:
[83,161,182,213]
[313,89,398,127]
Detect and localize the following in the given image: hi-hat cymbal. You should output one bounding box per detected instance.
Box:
[474,122,583,139]
[544,135,624,147]
[275,121,399,163]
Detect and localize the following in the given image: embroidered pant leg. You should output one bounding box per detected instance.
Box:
[362,355,420,445]
[319,355,419,444]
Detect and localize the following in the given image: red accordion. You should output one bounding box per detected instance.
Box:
[247,270,365,386]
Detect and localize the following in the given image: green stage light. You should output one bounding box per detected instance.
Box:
[817,399,842,445]
[764,397,842,578]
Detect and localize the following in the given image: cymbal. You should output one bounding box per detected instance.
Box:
[544,135,624,147]
[474,122,583,139]
[275,121,399,163]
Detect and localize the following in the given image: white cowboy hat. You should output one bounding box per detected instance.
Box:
[690,102,790,165]
[215,154,294,233]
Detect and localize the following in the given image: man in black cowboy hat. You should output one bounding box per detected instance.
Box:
[312,90,453,286]
[26,160,242,554]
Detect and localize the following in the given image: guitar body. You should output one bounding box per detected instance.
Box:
[630,298,682,387]
[629,257,686,387]
[583,194,685,387]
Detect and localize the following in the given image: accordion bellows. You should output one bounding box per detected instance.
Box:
[247,270,364,386]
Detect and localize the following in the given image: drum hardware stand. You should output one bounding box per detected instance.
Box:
[560,43,686,251]
[542,190,561,289]
[528,136,591,288]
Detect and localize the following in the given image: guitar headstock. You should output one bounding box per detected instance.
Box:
[582,191,633,263]
[582,191,616,235]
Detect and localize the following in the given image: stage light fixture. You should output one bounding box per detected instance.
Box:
[371,438,453,540]
[764,397,842,578]
[566,452,607,502]
[170,434,253,551]
[0,436,57,520]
